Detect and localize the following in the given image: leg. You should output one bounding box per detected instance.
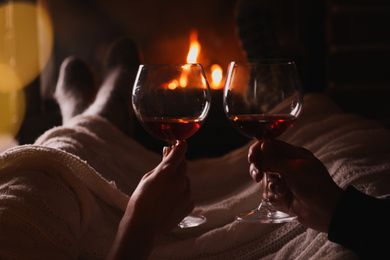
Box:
[55,38,142,136]
[54,56,97,124]
[83,38,142,136]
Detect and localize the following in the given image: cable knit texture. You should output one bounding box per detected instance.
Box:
[1,93,390,259]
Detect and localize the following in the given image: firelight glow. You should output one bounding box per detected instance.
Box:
[186,30,201,63]
[210,64,223,89]
[167,30,223,90]
[168,79,179,90]
[186,30,223,89]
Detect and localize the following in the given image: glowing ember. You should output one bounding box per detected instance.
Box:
[210,64,223,89]
[168,79,179,90]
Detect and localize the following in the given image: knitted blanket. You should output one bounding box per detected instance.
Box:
[1,93,390,259]
[151,93,390,259]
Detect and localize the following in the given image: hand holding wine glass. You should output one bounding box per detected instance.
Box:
[223,60,303,223]
[132,63,211,228]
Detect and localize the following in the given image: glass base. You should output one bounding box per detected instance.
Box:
[236,200,296,224]
[179,214,207,228]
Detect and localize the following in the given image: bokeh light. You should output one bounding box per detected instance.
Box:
[0,1,53,92]
[0,89,25,151]
[0,1,53,149]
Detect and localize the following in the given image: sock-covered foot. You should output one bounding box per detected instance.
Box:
[54,56,97,124]
[85,38,142,136]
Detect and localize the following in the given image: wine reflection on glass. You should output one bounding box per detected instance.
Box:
[132,63,211,228]
[223,60,303,223]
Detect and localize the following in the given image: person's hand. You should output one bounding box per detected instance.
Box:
[128,140,194,233]
[108,141,193,259]
[248,139,343,232]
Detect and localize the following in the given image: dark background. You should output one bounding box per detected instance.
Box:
[16,0,390,159]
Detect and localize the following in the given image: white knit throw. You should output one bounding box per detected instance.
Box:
[1,93,390,259]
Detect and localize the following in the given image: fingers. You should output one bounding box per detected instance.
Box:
[142,141,188,185]
[262,139,313,161]
[166,176,195,230]
[150,141,193,232]
[156,141,188,177]
[248,141,263,164]
[168,159,189,193]
[248,139,314,183]
[261,140,312,159]
[160,141,192,227]
[162,146,171,157]
[130,140,192,234]
[248,141,264,182]
[163,140,187,158]
[260,139,313,174]
[249,163,263,182]
[264,175,289,205]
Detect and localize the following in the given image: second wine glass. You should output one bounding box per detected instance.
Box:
[223,60,303,223]
[132,63,211,228]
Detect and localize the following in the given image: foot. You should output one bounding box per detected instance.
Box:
[54,56,97,124]
[84,38,142,136]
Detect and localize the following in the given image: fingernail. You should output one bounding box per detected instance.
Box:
[251,169,259,181]
[163,146,171,157]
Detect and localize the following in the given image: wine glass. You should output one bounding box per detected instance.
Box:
[223,60,303,223]
[132,63,211,228]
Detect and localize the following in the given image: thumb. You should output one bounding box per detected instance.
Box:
[162,146,172,158]
[162,141,187,161]
[152,141,187,178]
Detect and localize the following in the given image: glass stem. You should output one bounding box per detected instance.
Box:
[264,171,270,202]
[258,171,276,213]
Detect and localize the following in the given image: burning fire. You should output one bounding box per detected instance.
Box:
[187,31,201,64]
[166,30,224,90]
[168,79,179,90]
[210,64,223,89]
[186,30,223,90]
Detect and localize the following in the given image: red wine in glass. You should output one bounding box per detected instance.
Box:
[132,63,211,228]
[142,117,203,146]
[229,114,296,140]
[223,60,303,223]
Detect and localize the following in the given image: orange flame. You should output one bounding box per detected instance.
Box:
[168,79,179,90]
[210,64,223,89]
[182,30,223,90]
[187,30,201,63]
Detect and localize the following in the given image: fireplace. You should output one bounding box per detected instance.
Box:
[24,0,252,158]
[11,0,326,158]
[38,0,247,93]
